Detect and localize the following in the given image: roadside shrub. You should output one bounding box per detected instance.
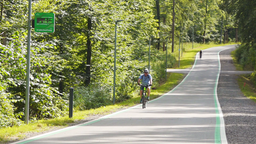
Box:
[74,86,112,110]
[235,44,256,86]
[235,44,256,70]
[0,32,68,120]
[116,69,141,102]
[151,53,176,86]
[0,84,23,128]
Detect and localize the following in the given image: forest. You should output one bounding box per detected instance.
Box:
[0,0,247,128]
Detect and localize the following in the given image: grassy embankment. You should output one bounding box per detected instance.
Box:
[0,42,237,143]
[231,50,256,103]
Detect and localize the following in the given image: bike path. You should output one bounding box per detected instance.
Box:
[14,45,235,144]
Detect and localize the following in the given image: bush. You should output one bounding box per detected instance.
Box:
[115,69,141,102]
[151,53,176,86]
[235,44,256,70]
[0,84,23,128]
[73,86,112,110]
[235,44,256,86]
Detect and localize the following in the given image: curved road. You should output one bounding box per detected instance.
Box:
[14,45,237,144]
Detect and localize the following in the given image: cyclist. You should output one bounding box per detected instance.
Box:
[138,69,152,103]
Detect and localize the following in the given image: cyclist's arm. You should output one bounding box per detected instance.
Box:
[138,78,141,85]
[149,75,152,85]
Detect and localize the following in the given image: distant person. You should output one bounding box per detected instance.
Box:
[138,69,152,103]
[199,50,202,59]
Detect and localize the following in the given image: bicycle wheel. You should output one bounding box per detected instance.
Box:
[142,95,146,109]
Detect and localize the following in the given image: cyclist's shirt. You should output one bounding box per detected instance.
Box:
[139,74,152,86]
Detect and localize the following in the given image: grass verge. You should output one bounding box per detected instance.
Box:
[171,42,238,69]
[237,75,256,102]
[0,42,237,143]
[231,47,256,103]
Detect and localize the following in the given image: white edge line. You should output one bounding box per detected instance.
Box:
[12,103,141,144]
[13,51,201,144]
[215,47,235,144]
[149,52,199,103]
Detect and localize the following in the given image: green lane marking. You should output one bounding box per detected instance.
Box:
[214,72,221,144]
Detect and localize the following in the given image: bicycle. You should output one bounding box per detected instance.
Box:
[140,85,151,109]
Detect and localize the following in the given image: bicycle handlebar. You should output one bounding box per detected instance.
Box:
[138,84,152,87]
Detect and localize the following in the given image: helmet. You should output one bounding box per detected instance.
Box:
[144,69,149,73]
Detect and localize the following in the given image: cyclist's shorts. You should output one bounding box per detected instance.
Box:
[140,86,151,90]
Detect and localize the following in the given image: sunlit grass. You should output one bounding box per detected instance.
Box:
[237,75,256,103]
[0,42,237,143]
[169,42,238,69]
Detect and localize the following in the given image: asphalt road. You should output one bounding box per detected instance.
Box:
[14,45,237,144]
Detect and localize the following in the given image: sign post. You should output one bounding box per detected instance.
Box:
[25,12,55,124]
[25,0,32,125]
[35,13,55,33]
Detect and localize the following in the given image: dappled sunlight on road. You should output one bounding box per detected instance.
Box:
[15,45,237,144]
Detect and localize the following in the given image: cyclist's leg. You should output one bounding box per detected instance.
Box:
[140,90,143,98]
[147,87,151,96]
[140,86,144,97]
[140,86,143,103]
[147,87,151,99]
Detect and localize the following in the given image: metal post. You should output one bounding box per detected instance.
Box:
[166,40,168,79]
[69,88,74,118]
[179,33,181,68]
[171,0,175,53]
[181,25,183,57]
[113,22,117,104]
[181,35,183,57]
[25,0,32,124]
[113,20,123,104]
[192,24,194,49]
[148,36,151,73]
[220,17,223,44]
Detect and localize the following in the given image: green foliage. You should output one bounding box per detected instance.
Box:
[151,53,176,86]
[0,83,23,127]
[0,29,68,121]
[0,0,240,128]
[230,0,256,89]
[74,86,112,110]
[234,0,256,44]
[235,44,256,70]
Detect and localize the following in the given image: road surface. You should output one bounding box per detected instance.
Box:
[14,45,237,144]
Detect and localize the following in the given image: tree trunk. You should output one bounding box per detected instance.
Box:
[58,44,64,95]
[223,30,226,44]
[236,28,238,42]
[2,32,6,45]
[59,74,64,96]
[0,1,3,22]
[1,0,4,45]
[156,0,160,50]
[85,18,92,86]
[227,29,229,43]
[1,0,6,46]
[220,17,223,44]
[171,0,175,53]
[163,16,166,51]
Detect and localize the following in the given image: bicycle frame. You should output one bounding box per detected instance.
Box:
[141,85,148,109]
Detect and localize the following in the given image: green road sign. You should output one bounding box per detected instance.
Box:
[35,13,55,33]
